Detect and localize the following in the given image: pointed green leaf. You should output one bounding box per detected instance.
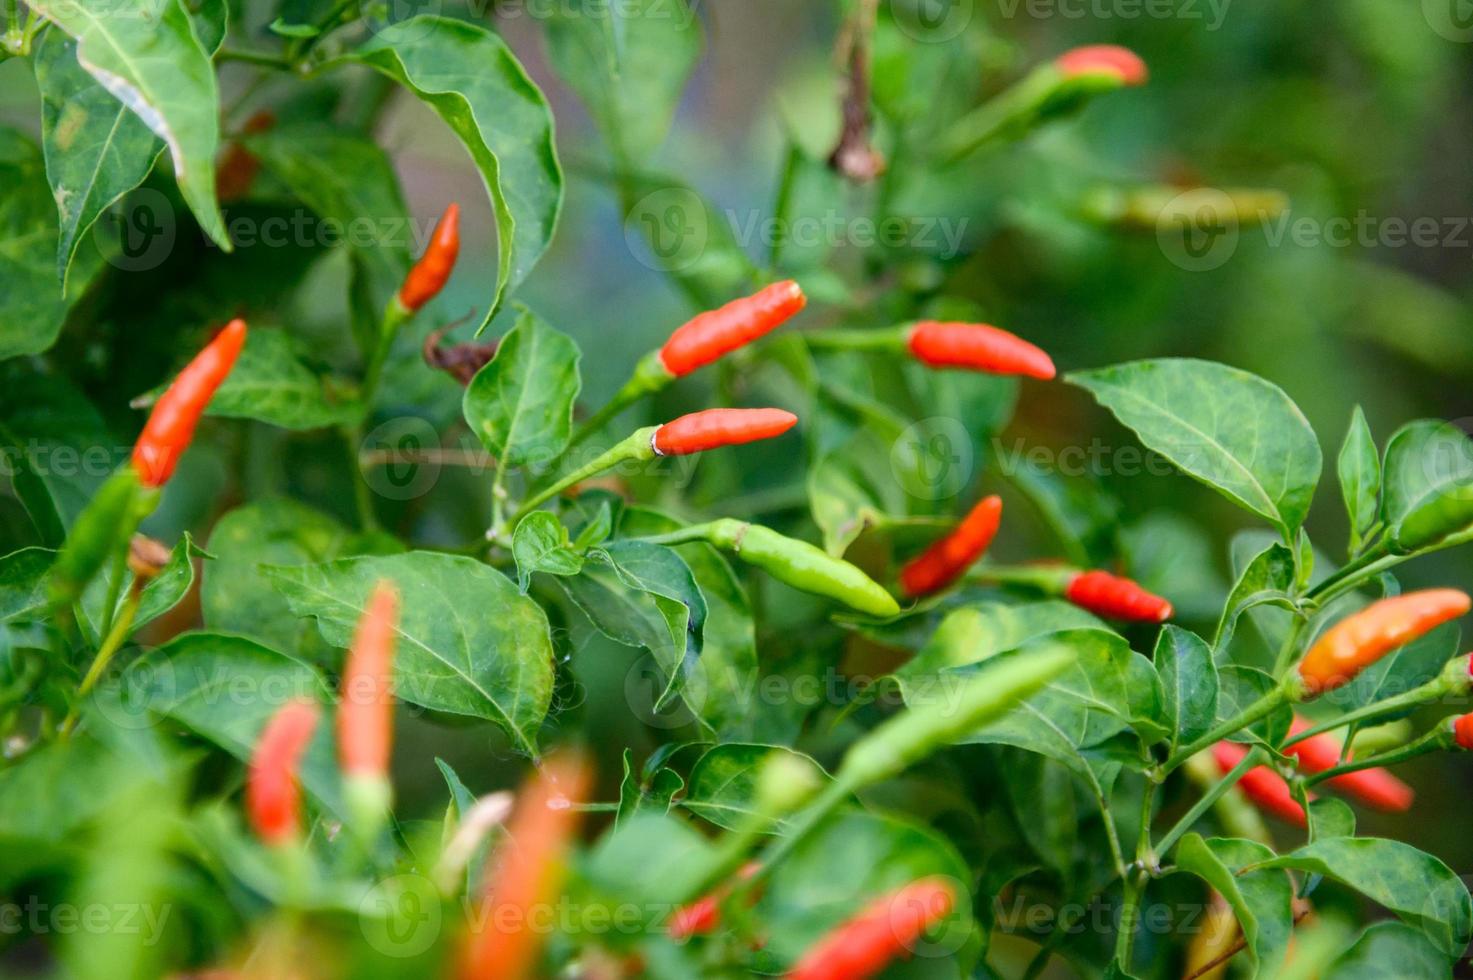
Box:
[1338,407,1381,553]
[682,743,830,834]
[1155,626,1218,753]
[1176,835,1293,974]
[463,306,581,466]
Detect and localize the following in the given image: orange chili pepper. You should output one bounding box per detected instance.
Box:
[899,495,1003,597]
[786,877,956,980]
[906,322,1055,379]
[247,700,320,845]
[659,281,806,377]
[651,408,798,456]
[399,203,461,312]
[1297,589,1470,695]
[132,319,248,488]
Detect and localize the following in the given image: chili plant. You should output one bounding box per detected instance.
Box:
[1,1,1471,979]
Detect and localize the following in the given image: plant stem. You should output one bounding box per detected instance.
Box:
[216,47,295,70]
[799,327,906,352]
[1304,542,1396,603]
[568,352,669,449]
[1271,614,1309,679]
[60,584,142,736]
[344,428,377,531]
[1114,873,1143,971]
[97,542,129,642]
[1283,677,1449,748]
[1155,747,1264,856]
[731,778,856,904]
[1302,727,1448,787]
[1166,688,1289,773]
[507,428,656,526]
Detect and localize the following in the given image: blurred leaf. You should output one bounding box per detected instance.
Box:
[463,307,581,466]
[1176,835,1292,975]
[1337,407,1381,554]
[616,748,682,826]
[683,743,830,834]
[896,600,1103,680]
[582,811,716,910]
[1325,921,1455,979]
[1120,513,1226,622]
[33,0,229,250]
[543,0,702,165]
[1380,419,1473,542]
[268,551,555,756]
[332,16,562,326]
[0,548,54,624]
[1069,359,1322,537]
[1213,541,1296,656]
[1006,461,1119,567]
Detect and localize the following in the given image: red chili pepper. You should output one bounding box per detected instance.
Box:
[1212,741,1307,828]
[1055,45,1148,86]
[247,699,320,846]
[132,318,248,488]
[899,495,1003,597]
[216,109,276,202]
[659,281,807,377]
[399,203,461,312]
[668,862,762,940]
[1455,713,1473,751]
[1296,589,1470,696]
[787,877,956,980]
[651,408,798,456]
[338,581,400,780]
[1064,570,1172,622]
[906,322,1056,379]
[1284,718,1413,812]
[460,753,592,980]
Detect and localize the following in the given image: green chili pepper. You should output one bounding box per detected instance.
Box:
[48,468,157,608]
[706,519,900,618]
[1391,486,1473,554]
[838,644,1076,787]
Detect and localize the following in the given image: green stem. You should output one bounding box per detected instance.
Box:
[731,778,856,903]
[967,562,1076,594]
[633,523,719,548]
[799,327,907,352]
[344,428,377,531]
[507,428,656,526]
[1304,541,1396,603]
[568,352,670,449]
[1114,873,1143,971]
[216,47,294,70]
[60,585,142,736]
[1155,747,1264,857]
[1271,615,1309,679]
[1166,687,1290,773]
[285,0,359,62]
[1283,676,1449,749]
[1302,727,1449,788]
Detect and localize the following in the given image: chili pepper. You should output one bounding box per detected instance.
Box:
[1183,891,1237,980]
[906,322,1056,379]
[247,700,320,846]
[132,319,248,488]
[1296,589,1471,696]
[339,581,400,781]
[658,281,807,377]
[669,862,761,940]
[48,468,149,608]
[398,203,461,313]
[1211,741,1307,827]
[652,408,798,456]
[786,877,956,980]
[899,495,1003,597]
[1455,713,1473,751]
[460,752,591,980]
[840,646,1076,786]
[1283,718,1413,812]
[216,109,276,202]
[1392,487,1473,554]
[706,519,899,618]
[1055,45,1148,86]
[1064,570,1172,622]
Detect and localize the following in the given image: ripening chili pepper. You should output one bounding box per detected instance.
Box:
[1183,891,1237,980]
[460,752,591,980]
[1454,713,1473,751]
[1393,487,1473,554]
[339,581,400,781]
[1296,589,1471,696]
[132,318,248,488]
[906,322,1056,379]
[659,281,806,377]
[1284,717,1413,812]
[247,700,320,846]
[786,877,956,980]
[900,495,1003,597]
[669,862,762,940]
[1055,45,1148,86]
[707,519,900,618]
[398,203,461,313]
[652,408,798,456]
[1064,570,1172,622]
[1212,741,1307,827]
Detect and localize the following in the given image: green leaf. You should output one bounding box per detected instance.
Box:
[1068,359,1322,536]
[463,307,581,466]
[1216,665,1291,744]
[1338,407,1381,553]
[511,511,586,591]
[33,0,230,251]
[331,16,562,326]
[1307,797,1355,842]
[1258,838,1473,956]
[1381,419,1473,544]
[583,811,717,911]
[1154,626,1218,754]
[245,128,411,326]
[616,749,682,827]
[682,744,831,834]
[1120,513,1228,622]
[895,600,1104,680]
[542,0,703,164]
[1176,835,1292,974]
[79,533,204,637]
[202,500,359,656]
[1326,921,1455,979]
[1213,541,1296,655]
[758,809,972,964]
[32,28,162,288]
[125,632,346,820]
[267,550,555,756]
[0,548,55,624]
